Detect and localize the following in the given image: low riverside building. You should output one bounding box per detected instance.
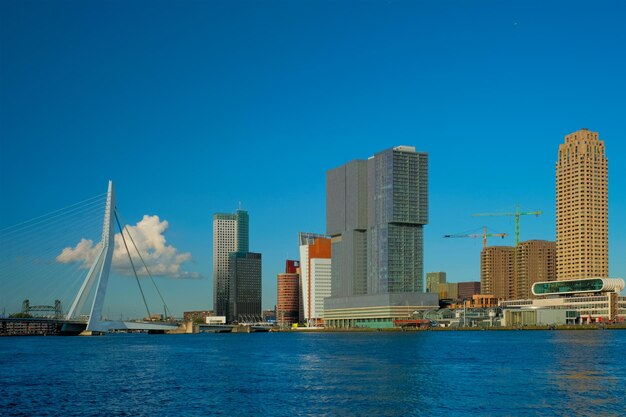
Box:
[324,293,439,329]
[500,278,626,324]
[183,310,215,323]
[422,308,454,326]
[501,309,573,327]
[468,294,498,309]
[440,308,500,327]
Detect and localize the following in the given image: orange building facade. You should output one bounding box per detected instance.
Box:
[277,260,300,326]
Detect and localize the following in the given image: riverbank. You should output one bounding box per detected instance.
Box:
[271,323,626,332]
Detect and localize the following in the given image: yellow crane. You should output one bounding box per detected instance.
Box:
[472,204,541,247]
[443,226,507,249]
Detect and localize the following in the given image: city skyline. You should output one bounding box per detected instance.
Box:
[1,2,625,316]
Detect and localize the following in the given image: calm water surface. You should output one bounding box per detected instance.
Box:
[1,331,625,416]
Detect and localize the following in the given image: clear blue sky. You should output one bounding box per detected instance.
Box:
[1,1,625,317]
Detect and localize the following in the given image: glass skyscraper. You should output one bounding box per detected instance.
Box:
[368,146,428,293]
[327,145,429,297]
[213,209,249,318]
[228,251,262,322]
[324,146,436,328]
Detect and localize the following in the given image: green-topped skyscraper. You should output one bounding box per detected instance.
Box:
[213,209,250,318]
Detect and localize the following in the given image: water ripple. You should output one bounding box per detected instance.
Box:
[1,331,625,416]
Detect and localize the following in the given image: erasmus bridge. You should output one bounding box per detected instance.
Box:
[0,181,180,335]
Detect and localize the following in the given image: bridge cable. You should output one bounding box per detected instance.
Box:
[0,195,106,314]
[114,211,153,322]
[0,193,106,235]
[115,208,173,320]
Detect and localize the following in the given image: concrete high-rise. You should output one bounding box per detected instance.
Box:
[324,146,437,328]
[426,272,446,294]
[228,252,261,322]
[481,240,556,301]
[277,260,300,326]
[213,210,249,318]
[326,161,368,297]
[556,128,608,280]
[515,240,556,299]
[481,246,515,300]
[298,233,331,326]
[327,146,428,297]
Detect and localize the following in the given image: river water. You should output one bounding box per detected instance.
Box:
[1,330,625,416]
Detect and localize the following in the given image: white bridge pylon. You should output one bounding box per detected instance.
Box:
[66,180,116,332]
[65,181,178,334]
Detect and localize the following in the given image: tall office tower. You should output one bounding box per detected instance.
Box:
[228,252,261,322]
[326,160,369,297]
[556,128,608,280]
[298,232,332,326]
[324,146,437,328]
[426,272,446,293]
[277,260,300,326]
[368,146,428,293]
[457,281,481,301]
[327,146,428,296]
[481,246,515,300]
[515,240,556,299]
[213,210,249,317]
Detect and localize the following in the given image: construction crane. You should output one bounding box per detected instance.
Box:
[472,204,541,247]
[443,226,507,249]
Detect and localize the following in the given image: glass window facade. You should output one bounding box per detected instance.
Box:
[369,147,428,294]
[532,278,604,295]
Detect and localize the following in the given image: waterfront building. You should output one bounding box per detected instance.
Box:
[556,129,608,280]
[458,281,481,301]
[262,309,276,323]
[515,240,556,299]
[422,308,455,323]
[324,146,437,328]
[500,278,626,323]
[183,310,215,323]
[501,309,572,327]
[299,233,331,326]
[481,246,515,300]
[426,272,446,294]
[228,252,262,322]
[467,294,498,309]
[213,210,249,318]
[324,292,439,329]
[277,260,300,326]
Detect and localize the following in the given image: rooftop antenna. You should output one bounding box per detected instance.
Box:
[238,201,242,210]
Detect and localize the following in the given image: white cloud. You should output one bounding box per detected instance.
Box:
[56,215,199,279]
[56,238,102,265]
